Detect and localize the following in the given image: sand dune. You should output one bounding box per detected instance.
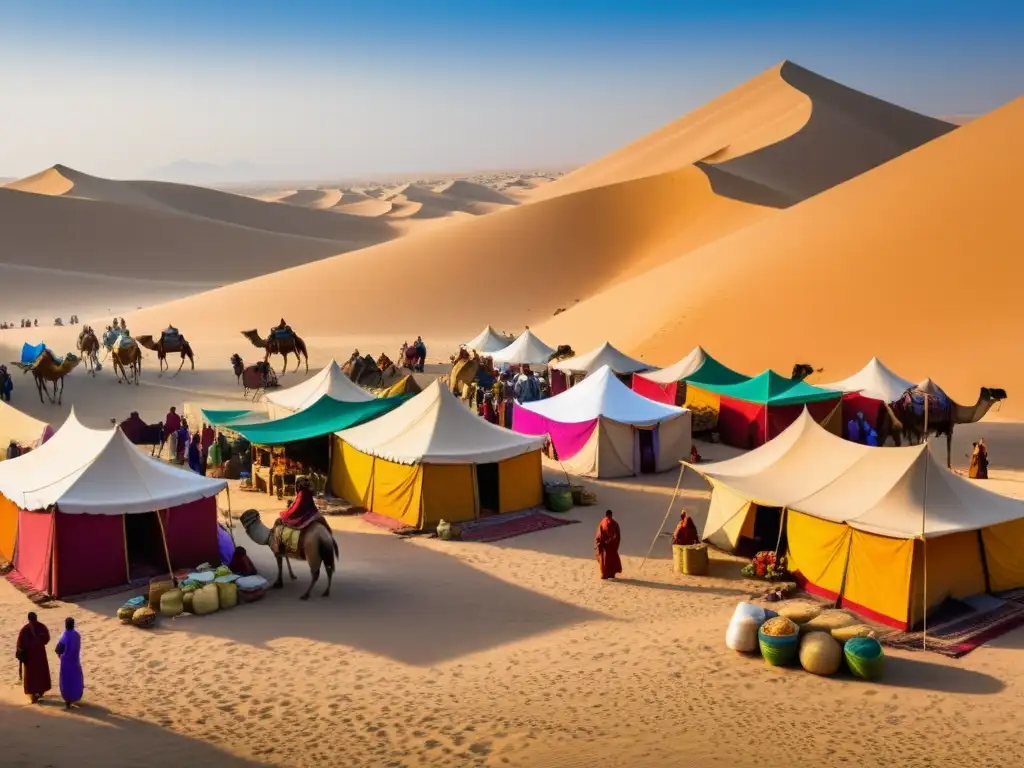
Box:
[535,97,1024,415]
[121,61,955,352]
[274,187,344,210]
[534,61,954,205]
[433,179,518,206]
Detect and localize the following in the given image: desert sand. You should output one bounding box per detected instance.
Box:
[2,57,1024,767]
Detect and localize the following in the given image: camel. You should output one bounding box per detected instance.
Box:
[889,386,1007,467]
[241,328,308,374]
[111,336,142,385]
[231,353,245,384]
[239,509,338,600]
[76,327,101,376]
[12,350,80,405]
[137,329,195,376]
[791,363,823,381]
[232,355,278,399]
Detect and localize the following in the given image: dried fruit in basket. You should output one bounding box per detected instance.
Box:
[760,616,798,637]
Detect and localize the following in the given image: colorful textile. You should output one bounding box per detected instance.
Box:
[512,409,598,460]
[232,393,410,444]
[280,489,320,528]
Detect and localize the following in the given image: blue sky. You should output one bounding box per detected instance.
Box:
[1,1,1021,180]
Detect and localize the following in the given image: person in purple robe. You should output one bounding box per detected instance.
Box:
[54,616,84,709]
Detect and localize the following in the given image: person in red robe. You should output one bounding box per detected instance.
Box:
[672,510,699,546]
[479,393,498,424]
[280,479,320,528]
[595,510,622,580]
[16,612,51,703]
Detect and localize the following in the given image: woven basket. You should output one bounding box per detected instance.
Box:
[758,626,800,666]
[192,583,220,615]
[570,485,585,505]
[579,490,598,506]
[844,637,885,681]
[799,631,843,676]
[159,589,184,618]
[132,607,157,628]
[544,488,573,513]
[680,544,709,575]
[117,605,136,624]
[216,579,239,610]
[148,577,175,610]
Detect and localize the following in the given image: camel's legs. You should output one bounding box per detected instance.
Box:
[285,555,297,580]
[173,356,186,377]
[322,562,333,598]
[56,377,63,406]
[300,563,319,601]
[273,554,285,588]
[35,376,45,404]
[280,352,290,374]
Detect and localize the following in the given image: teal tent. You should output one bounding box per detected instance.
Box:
[696,370,839,406]
[230,393,412,445]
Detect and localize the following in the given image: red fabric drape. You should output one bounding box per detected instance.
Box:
[631,374,678,405]
[159,498,219,572]
[14,509,54,594]
[841,393,883,436]
[716,396,764,448]
[549,370,570,396]
[53,512,126,597]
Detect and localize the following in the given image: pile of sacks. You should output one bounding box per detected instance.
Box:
[725,600,885,680]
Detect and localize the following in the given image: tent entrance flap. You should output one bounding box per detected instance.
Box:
[476,463,500,515]
[638,428,656,474]
[125,512,168,580]
[737,504,784,557]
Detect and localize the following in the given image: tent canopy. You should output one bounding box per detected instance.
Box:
[0,410,226,514]
[637,346,749,387]
[550,342,650,376]
[519,365,684,426]
[489,329,556,366]
[463,325,515,354]
[686,409,1024,539]
[230,393,411,444]
[696,369,840,406]
[264,359,374,411]
[818,357,915,403]
[200,407,269,428]
[0,401,52,448]
[337,379,545,465]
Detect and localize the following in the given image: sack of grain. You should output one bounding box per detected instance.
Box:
[192,583,220,615]
[799,631,843,676]
[725,602,770,653]
[183,591,195,614]
[845,637,885,680]
[831,624,876,644]
[802,609,858,634]
[117,605,136,624]
[148,577,175,610]
[132,607,157,628]
[758,617,800,665]
[775,601,822,624]
[215,577,238,609]
[159,588,184,618]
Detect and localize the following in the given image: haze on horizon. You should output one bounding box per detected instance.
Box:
[2,1,1022,183]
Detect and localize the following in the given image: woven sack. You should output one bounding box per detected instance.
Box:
[215,578,239,609]
[799,631,843,676]
[831,624,876,644]
[845,637,885,681]
[758,626,799,666]
[193,583,220,615]
[117,605,136,624]
[802,609,858,634]
[681,544,709,575]
[159,588,184,618]
[132,607,157,628]
[775,601,822,624]
[148,577,175,610]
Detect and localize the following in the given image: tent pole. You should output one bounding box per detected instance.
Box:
[921,397,931,651]
[155,510,175,578]
[640,464,685,572]
[121,514,130,585]
[225,486,236,544]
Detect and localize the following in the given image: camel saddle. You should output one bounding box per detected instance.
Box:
[269,514,328,560]
[898,388,951,419]
[161,328,182,347]
[271,326,294,342]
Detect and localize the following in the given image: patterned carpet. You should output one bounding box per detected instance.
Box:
[457,508,579,543]
[882,594,1024,658]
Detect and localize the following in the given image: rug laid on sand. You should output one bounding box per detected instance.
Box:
[881,594,1024,658]
[457,508,579,543]
[360,511,418,535]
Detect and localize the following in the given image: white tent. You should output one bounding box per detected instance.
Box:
[515,366,692,478]
[489,329,556,366]
[550,341,650,377]
[818,357,915,402]
[0,401,53,450]
[338,379,544,464]
[639,346,716,384]
[332,380,546,529]
[463,325,515,355]
[688,409,1024,628]
[0,410,226,514]
[264,359,373,417]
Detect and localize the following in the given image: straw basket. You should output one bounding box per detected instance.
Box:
[159,589,184,618]
[148,577,175,610]
[544,487,573,513]
[570,485,585,505]
[192,584,220,616]
[677,544,709,575]
[758,620,800,666]
[844,637,885,681]
[215,578,239,610]
[132,607,157,628]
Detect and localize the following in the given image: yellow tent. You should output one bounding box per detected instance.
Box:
[687,409,1024,629]
[331,380,546,529]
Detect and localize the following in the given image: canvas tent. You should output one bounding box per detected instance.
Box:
[549,341,650,395]
[631,346,748,406]
[228,393,410,445]
[201,359,373,429]
[818,357,915,432]
[0,410,225,598]
[513,366,692,478]
[332,380,545,529]
[489,329,556,366]
[693,370,842,448]
[688,409,1024,629]
[0,401,54,451]
[463,325,515,355]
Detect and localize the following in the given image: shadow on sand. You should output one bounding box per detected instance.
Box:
[0,700,269,767]
[77,529,602,667]
[879,656,1005,694]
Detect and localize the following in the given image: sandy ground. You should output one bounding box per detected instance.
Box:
[2,357,1024,767]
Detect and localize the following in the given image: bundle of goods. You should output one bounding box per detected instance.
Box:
[799,631,843,676]
[148,577,176,610]
[436,520,460,541]
[831,624,877,644]
[215,574,240,609]
[159,588,184,618]
[774,601,822,624]
[725,602,778,653]
[740,551,790,582]
[578,490,598,506]
[132,607,157,628]
[117,596,147,624]
[673,543,709,576]
[236,574,269,603]
[844,637,885,681]
[801,609,858,634]
[758,616,800,666]
[192,583,220,615]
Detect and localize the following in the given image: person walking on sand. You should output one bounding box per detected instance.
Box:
[595,510,622,580]
[15,612,51,704]
[969,438,989,480]
[54,617,83,709]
